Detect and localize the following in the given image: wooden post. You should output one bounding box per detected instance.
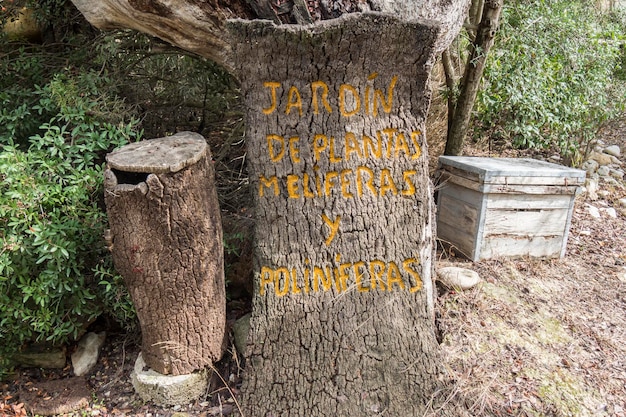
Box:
[104,131,225,375]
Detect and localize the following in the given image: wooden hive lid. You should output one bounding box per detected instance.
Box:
[438,156,586,187]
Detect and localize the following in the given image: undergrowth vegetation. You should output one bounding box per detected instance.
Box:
[0,3,142,372]
[474,0,626,162]
[0,0,241,375]
[0,70,141,367]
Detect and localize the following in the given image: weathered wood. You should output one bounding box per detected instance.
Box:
[484,208,569,235]
[438,156,586,188]
[437,222,476,258]
[436,156,584,261]
[486,193,574,210]
[106,135,206,173]
[104,132,225,375]
[228,13,447,416]
[438,193,479,233]
[69,0,469,73]
[481,235,565,259]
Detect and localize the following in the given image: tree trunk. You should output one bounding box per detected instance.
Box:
[228,13,443,416]
[104,132,225,375]
[69,0,469,72]
[444,0,503,156]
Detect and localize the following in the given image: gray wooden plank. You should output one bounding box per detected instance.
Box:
[484,208,568,236]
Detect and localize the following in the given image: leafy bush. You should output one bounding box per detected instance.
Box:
[475,0,626,162]
[0,70,140,368]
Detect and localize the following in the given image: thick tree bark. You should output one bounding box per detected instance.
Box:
[69,0,468,71]
[104,132,225,376]
[444,0,503,156]
[229,13,444,416]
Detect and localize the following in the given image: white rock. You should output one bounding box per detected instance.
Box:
[586,205,601,219]
[597,165,611,177]
[610,169,624,180]
[131,353,209,406]
[618,198,626,207]
[72,332,106,377]
[584,177,599,200]
[582,160,599,174]
[585,177,599,191]
[601,207,617,218]
[604,145,621,157]
[437,267,481,290]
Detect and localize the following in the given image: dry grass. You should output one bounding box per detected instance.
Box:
[426,107,626,416]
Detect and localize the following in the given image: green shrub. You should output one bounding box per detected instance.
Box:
[0,70,140,369]
[475,0,626,162]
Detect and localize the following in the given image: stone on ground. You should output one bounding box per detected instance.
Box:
[586,204,601,219]
[72,331,106,376]
[588,150,615,166]
[438,267,482,290]
[232,313,251,356]
[604,144,621,157]
[13,346,66,369]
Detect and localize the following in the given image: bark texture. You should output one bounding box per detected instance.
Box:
[104,132,225,375]
[229,13,443,416]
[69,0,468,71]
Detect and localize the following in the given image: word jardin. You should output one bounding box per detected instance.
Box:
[260,256,423,297]
[261,74,397,118]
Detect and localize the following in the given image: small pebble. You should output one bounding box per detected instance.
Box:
[586,205,601,219]
[601,207,617,219]
[597,165,611,176]
[604,144,621,157]
[610,169,624,180]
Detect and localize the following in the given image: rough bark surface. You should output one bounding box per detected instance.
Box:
[104,132,225,376]
[229,13,443,416]
[69,0,469,71]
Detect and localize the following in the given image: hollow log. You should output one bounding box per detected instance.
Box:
[104,132,225,375]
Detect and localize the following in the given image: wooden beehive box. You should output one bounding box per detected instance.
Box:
[436,157,586,261]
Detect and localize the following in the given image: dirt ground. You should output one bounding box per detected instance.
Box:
[2,109,625,416]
